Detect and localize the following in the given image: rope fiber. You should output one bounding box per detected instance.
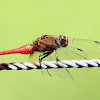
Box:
[0,59,100,70]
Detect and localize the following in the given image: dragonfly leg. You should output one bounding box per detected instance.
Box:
[39,50,54,76]
[55,49,59,61]
[39,53,47,75]
[55,49,65,64]
[55,49,61,61]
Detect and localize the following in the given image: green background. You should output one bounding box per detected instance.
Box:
[0,0,100,100]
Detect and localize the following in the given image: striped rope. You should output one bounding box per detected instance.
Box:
[0,59,100,70]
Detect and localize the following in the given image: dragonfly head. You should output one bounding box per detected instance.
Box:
[59,35,68,47]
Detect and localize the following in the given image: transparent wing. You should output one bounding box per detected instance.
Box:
[68,37,100,53]
[56,47,88,60]
[43,68,73,80]
[29,52,73,80]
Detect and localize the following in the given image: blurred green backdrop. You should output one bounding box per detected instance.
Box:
[0,0,100,100]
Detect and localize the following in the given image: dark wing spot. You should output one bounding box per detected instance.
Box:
[94,41,100,44]
[77,48,83,51]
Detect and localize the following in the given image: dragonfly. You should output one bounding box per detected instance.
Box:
[0,35,100,79]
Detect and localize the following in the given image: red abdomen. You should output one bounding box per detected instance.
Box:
[0,45,33,55]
